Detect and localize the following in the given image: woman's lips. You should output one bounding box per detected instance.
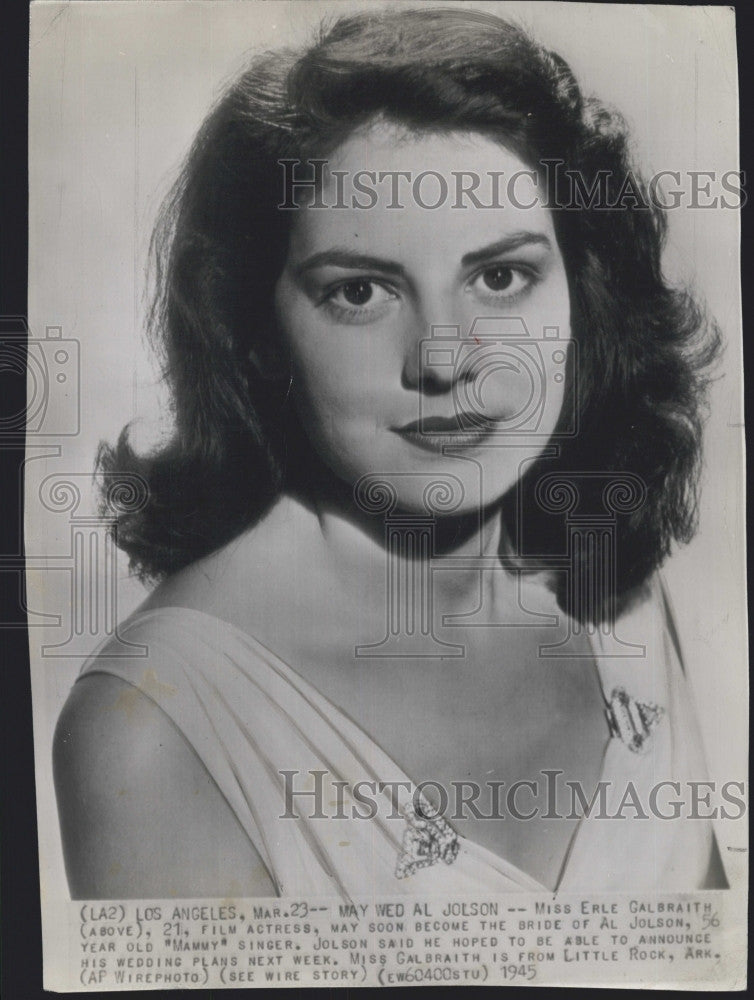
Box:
[393,412,498,452]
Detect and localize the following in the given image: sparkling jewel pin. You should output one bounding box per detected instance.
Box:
[605,686,665,754]
[395,799,460,879]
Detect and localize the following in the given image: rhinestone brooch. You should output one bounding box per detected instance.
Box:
[605,686,665,754]
[395,799,460,879]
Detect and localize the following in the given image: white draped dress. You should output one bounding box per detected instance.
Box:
[77,575,715,898]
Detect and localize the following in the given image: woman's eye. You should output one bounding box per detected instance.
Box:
[471,265,533,300]
[339,280,376,306]
[325,279,396,314]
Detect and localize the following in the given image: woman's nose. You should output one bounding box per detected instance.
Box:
[401,322,473,395]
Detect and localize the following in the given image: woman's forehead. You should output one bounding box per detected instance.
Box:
[285,124,557,265]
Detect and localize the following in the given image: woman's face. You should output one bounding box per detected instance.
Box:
[274,123,571,514]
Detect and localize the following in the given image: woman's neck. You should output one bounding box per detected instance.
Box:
[286,460,511,613]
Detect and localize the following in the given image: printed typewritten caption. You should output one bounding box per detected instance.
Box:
[71,892,743,990]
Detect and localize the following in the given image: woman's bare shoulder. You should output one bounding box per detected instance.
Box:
[51,494,328,901]
[135,494,328,637]
[53,672,276,899]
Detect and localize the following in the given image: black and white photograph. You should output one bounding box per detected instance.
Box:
[25,0,746,989]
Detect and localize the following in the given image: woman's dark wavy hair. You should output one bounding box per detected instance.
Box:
[99,6,720,623]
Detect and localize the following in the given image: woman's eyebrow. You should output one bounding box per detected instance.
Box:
[461,232,552,267]
[294,232,552,277]
[295,249,406,276]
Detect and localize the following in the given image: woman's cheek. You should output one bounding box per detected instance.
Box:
[292,363,368,455]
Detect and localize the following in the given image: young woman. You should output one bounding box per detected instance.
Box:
[53,6,724,899]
